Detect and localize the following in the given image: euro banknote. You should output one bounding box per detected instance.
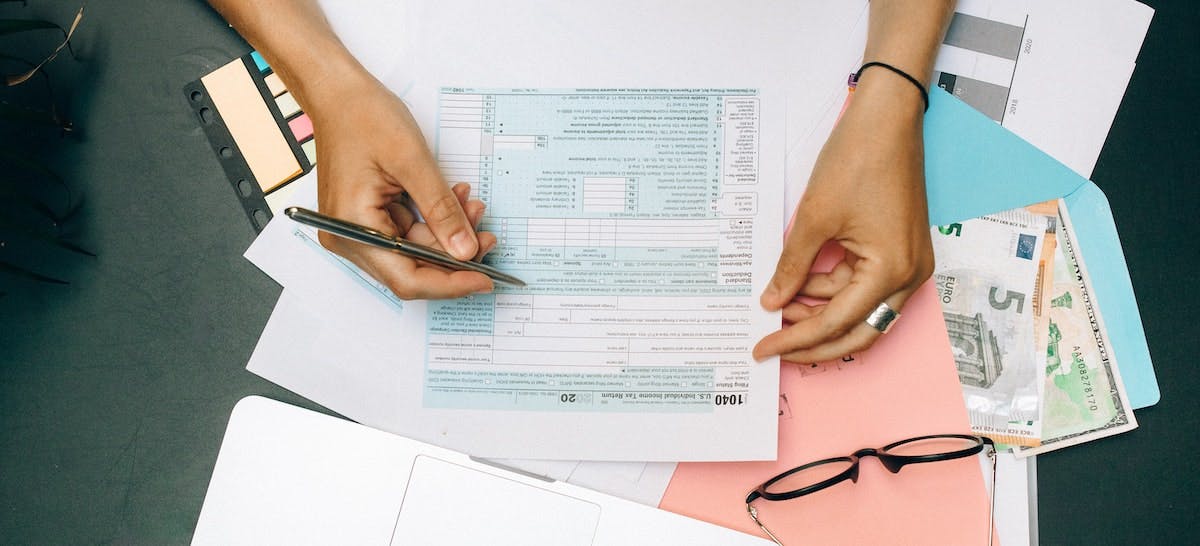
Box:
[932,207,1052,446]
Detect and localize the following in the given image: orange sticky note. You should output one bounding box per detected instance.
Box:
[202,59,301,192]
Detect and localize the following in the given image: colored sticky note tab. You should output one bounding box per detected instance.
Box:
[250,51,269,73]
[288,114,314,142]
[301,138,317,166]
[201,58,300,193]
[275,92,302,119]
[264,72,287,97]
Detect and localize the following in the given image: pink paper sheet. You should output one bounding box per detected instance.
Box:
[660,281,994,544]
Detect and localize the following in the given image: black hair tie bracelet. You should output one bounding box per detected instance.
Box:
[848,61,930,112]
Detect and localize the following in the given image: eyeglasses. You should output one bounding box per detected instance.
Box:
[744,434,997,546]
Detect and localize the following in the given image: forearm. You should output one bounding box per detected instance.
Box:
[206,0,370,111]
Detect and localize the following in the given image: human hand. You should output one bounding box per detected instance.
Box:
[753,75,934,363]
[305,72,497,299]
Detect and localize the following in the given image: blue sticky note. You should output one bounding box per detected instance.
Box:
[923,88,1159,408]
[250,50,270,73]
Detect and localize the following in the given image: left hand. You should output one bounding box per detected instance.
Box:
[753,73,935,363]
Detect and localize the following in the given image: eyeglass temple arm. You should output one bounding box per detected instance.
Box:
[747,504,785,546]
[987,444,997,546]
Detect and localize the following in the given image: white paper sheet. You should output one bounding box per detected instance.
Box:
[988,452,1039,546]
[246,0,869,463]
[784,0,1152,214]
[247,289,681,505]
[250,86,786,462]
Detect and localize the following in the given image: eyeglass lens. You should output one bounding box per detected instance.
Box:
[763,458,854,495]
[883,435,982,457]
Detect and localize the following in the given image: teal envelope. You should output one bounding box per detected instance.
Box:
[923,88,1159,408]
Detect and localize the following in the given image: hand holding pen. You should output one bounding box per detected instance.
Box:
[305,71,502,297]
[308,74,505,298]
[210,0,501,299]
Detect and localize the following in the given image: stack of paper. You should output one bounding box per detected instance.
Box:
[232,1,1160,545]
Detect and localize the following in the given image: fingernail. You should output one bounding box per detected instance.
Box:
[450,231,476,259]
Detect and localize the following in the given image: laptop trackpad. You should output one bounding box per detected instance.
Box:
[391,455,601,545]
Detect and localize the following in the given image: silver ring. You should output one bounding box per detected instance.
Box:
[864,302,901,334]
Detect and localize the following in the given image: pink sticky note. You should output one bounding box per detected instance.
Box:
[288,113,314,142]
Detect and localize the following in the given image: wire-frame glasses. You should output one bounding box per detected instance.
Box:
[744,434,997,545]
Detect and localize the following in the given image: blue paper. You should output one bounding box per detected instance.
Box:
[924,89,1081,227]
[1063,184,1159,407]
[923,88,1159,408]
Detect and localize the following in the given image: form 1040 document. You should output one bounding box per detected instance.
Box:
[246,87,784,461]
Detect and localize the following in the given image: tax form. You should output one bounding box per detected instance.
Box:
[246,87,785,461]
[426,88,774,416]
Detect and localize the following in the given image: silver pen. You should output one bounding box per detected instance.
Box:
[284,207,526,287]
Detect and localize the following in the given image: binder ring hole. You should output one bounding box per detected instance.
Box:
[251,209,269,230]
[236,178,252,197]
[219,146,233,159]
[190,90,203,102]
[198,107,213,125]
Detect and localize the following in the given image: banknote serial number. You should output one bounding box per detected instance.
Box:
[1073,349,1100,411]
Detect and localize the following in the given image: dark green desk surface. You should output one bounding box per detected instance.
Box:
[1,1,1196,544]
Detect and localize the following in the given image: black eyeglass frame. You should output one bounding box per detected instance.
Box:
[744,434,997,546]
[746,434,994,503]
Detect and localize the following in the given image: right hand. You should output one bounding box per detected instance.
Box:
[304,71,497,299]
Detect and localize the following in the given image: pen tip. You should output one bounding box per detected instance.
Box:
[283,207,298,217]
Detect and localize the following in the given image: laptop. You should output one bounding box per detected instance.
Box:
[192,397,770,545]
